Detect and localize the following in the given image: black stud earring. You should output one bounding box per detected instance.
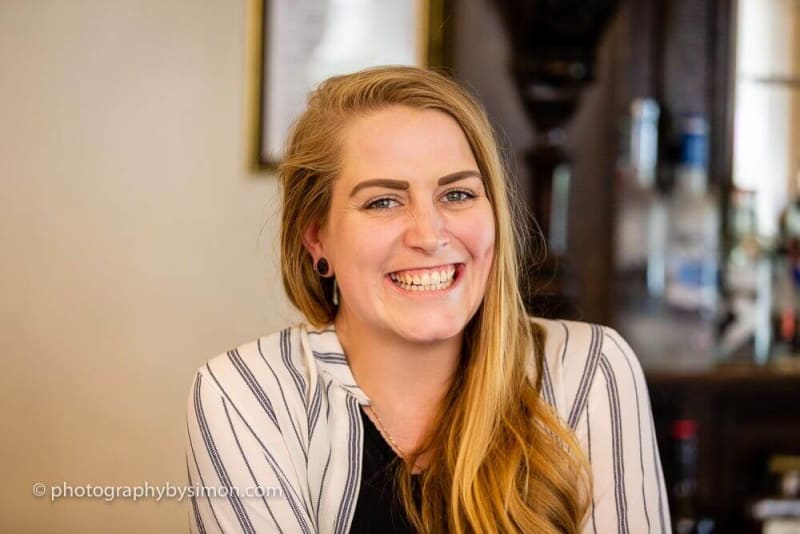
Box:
[315,257,330,277]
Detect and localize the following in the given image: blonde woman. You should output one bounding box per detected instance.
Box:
[185,66,669,533]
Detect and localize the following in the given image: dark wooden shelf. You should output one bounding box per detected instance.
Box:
[646,364,800,386]
[647,363,800,533]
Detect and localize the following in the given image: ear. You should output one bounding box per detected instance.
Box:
[302,220,326,260]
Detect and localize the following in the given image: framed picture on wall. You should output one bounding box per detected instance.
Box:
[257,0,450,168]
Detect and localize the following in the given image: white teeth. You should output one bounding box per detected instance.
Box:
[389,265,458,292]
[391,278,454,292]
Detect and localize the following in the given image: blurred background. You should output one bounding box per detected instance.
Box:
[1,0,799,532]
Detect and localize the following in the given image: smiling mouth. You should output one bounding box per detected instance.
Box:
[388,264,460,292]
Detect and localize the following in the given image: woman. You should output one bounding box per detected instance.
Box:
[186,66,669,533]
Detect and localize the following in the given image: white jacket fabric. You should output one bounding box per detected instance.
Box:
[185,318,670,533]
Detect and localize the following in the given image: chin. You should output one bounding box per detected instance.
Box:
[392,316,466,344]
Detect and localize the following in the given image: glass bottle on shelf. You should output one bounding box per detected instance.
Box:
[669,419,714,534]
[616,98,662,291]
[717,188,773,364]
[771,183,800,366]
[663,115,720,368]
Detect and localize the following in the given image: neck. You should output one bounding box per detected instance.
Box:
[334,312,462,419]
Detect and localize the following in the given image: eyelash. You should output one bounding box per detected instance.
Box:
[363,188,477,211]
[364,197,400,210]
[442,189,477,203]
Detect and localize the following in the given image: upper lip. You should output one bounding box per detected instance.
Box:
[388,263,460,274]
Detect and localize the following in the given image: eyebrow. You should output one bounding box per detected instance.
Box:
[437,170,482,186]
[349,170,482,197]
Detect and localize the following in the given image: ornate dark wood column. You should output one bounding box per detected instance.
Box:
[493,0,621,318]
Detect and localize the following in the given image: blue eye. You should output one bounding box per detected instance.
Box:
[365,197,400,210]
[442,189,476,203]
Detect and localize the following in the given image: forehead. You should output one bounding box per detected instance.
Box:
[336,105,478,185]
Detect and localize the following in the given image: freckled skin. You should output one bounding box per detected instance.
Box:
[313,105,495,345]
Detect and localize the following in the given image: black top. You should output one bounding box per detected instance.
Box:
[349,405,421,533]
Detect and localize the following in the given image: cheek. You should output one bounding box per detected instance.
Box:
[327,216,370,258]
[460,211,496,264]
[329,218,399,277]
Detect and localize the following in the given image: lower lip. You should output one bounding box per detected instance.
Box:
[385,264,464,296]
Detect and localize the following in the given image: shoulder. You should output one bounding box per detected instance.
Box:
[530,317,647,427]
[190,324,318,417]
[531,317,639,377]
[532,320,670,530]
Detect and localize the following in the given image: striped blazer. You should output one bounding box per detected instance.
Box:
[185,318,670,533]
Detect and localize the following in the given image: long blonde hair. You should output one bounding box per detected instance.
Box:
[279,66,590,533]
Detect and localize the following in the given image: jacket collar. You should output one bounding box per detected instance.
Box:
[300,322,371,405]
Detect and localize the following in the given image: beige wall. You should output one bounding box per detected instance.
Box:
[0,1,298,531]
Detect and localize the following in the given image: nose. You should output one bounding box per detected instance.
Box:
[403,203,449,254]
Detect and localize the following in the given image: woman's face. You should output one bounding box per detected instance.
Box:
[307,105,496,344]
